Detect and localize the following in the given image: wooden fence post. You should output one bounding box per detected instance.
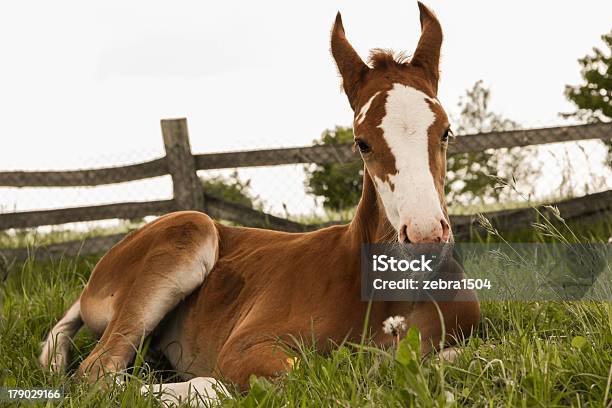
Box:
[161,118,205,211]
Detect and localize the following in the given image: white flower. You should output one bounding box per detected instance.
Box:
[382,315,406,336]
[444,390,455,403]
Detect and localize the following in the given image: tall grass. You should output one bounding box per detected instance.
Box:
[1,215,611,407]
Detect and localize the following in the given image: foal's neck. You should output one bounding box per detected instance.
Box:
[348,167,395,244]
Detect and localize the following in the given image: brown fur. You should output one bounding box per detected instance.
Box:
[368,49,411,70]
[42,2,479,393]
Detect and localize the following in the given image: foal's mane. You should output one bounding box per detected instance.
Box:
[367,49,410,70]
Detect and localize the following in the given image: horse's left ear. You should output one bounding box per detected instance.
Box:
[410,2,443,95]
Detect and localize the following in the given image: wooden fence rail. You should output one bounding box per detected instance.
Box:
[194,122,612,169]
[1,122,610,188]
[0,200,176,230]
[1,190,610,263]
[0,158,169,188]
[0,119,611,261]
[452,190,612,236]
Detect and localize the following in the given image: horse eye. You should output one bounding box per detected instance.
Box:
[442,128,452,142]
[355,139,371,153]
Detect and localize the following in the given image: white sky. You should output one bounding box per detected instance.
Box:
[0,1,611,217]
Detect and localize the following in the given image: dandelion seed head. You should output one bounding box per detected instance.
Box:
[382,315,406,336]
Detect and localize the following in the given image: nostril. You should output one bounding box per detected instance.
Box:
[440,218,450,242]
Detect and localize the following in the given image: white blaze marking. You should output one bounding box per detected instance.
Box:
[355,92,381,126]
[376,83,444,239]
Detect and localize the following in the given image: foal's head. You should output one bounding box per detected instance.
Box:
[331,2,451,244]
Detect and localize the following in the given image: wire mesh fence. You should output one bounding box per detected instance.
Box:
[0,120,610,261]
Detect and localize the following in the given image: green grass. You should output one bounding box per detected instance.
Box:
[1,220,612,407]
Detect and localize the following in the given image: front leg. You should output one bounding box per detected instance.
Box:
[404,256,481,356]
[217,336,292,392]
[407,293,480,356]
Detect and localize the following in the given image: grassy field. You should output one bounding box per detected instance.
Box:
[1,218,611,407]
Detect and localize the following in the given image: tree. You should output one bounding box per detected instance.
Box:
[304,127,363,213]
[446,81,521,204]
[200,170,259,209]
[563,30,611,166]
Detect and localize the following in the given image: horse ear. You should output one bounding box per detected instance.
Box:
[331,12,369,111]
[410,2,443,95]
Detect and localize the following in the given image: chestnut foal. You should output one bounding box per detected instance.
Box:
[40,2,479,404]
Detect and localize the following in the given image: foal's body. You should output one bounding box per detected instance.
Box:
[40,2,480,403]
[43,176,478,397]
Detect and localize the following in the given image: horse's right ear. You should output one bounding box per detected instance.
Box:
[331,12,369,111]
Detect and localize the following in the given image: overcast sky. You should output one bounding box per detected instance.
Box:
[0,1,610,215]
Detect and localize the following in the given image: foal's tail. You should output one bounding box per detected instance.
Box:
[39,298,83,373]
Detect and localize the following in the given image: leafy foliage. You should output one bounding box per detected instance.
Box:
[200,170,260,209]
[446,81,522,205]
[563,29,612,166]
[304,127,363,212]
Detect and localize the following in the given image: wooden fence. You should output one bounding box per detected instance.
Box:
[0,119,611,262]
